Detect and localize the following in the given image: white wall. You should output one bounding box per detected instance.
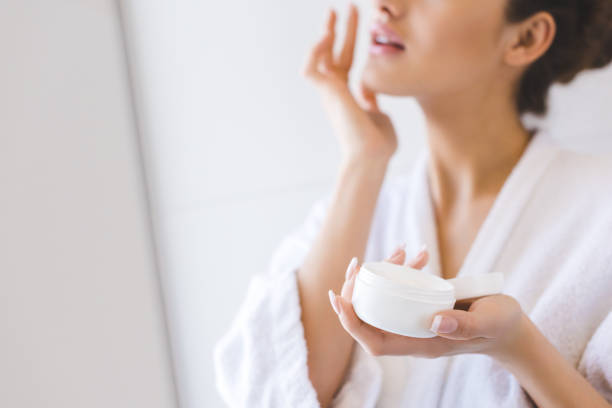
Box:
[0,1,177,407]
[146,1,426,407]
[124,0,612,407]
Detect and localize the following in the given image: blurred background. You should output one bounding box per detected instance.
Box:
[1,1,611,407]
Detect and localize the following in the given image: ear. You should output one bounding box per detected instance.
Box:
[504,11,556,68]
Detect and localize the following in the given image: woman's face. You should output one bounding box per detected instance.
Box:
[362,0,513,98]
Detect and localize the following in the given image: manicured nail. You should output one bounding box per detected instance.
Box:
[430,315,458,334]
[389,252,403,264]
[328,290,340,315]
[390,242,406,258]
[345,256,358,280]
[413,243,427,259]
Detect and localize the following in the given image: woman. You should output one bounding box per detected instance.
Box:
[214,0,612,406]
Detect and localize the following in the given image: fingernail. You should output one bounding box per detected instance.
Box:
[430,315,458,334]
[389,242,406,257]
[390,252,404,264]
[414,243,427,259]
[389,253,401,263]
[345,256,358,280]
[328,289,340,315]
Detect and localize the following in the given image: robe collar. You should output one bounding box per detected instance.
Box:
[408,129,561,279]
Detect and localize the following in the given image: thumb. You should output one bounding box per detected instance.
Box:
[428,309,490,340]
[356,81,380,113]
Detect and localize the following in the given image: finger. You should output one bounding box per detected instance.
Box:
[340,264,359,299]
[335,295,385,355]
[382,330,492,357]
[341,258,360,299]
[386,242,406,264]
[302,9,335,80]
[302,32,333,81]
[321,8,337,73]
[432,295,522,341]
[356,81,381,112]
[344,256,358,281]
[336,2,358,70]
[407,245,429,269]
[379,331,454,357]
[429,309,486,341]
[388,250,406,265]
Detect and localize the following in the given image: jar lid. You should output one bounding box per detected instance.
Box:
[447,273,504,301]
[358,261,454,302]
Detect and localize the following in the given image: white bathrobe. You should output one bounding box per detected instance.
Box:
[213,129,612,407]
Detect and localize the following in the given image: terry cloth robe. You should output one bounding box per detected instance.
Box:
[213,128,612,407]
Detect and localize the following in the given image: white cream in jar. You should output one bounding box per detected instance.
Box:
[352,261,504,338]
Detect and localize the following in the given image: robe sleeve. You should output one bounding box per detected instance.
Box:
[578,309,612,403]
[212,193,383,407]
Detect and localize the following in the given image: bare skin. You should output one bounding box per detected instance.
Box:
[298,6,398,406]
[300,0,611,407]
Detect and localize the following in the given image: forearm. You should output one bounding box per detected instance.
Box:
[297,155,389,406]
[497,314,610,408]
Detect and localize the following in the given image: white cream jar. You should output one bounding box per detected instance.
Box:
[352,261,504,338]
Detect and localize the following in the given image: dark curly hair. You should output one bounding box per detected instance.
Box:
[506,0,612,116]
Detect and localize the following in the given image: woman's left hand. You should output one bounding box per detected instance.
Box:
[328,247,526,360]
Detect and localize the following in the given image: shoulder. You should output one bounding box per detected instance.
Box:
[547,144,612,201]
[542,143,612,241]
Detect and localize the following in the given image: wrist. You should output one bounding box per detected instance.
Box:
[341,151,391,171]
[334,155,390,198]
[339,154,390,182]
[491,312,534,368]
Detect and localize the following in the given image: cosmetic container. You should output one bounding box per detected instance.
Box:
[352,261,504,338]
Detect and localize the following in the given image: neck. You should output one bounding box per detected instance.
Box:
[418,88,534,209]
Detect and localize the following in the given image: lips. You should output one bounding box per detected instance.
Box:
[370,22,405,51]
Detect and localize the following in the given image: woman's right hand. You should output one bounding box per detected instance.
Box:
[301,3,399,163]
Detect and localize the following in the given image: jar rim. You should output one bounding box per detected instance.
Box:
[358,261,455,301]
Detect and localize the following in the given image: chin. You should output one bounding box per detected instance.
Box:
[362,60,414,97]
